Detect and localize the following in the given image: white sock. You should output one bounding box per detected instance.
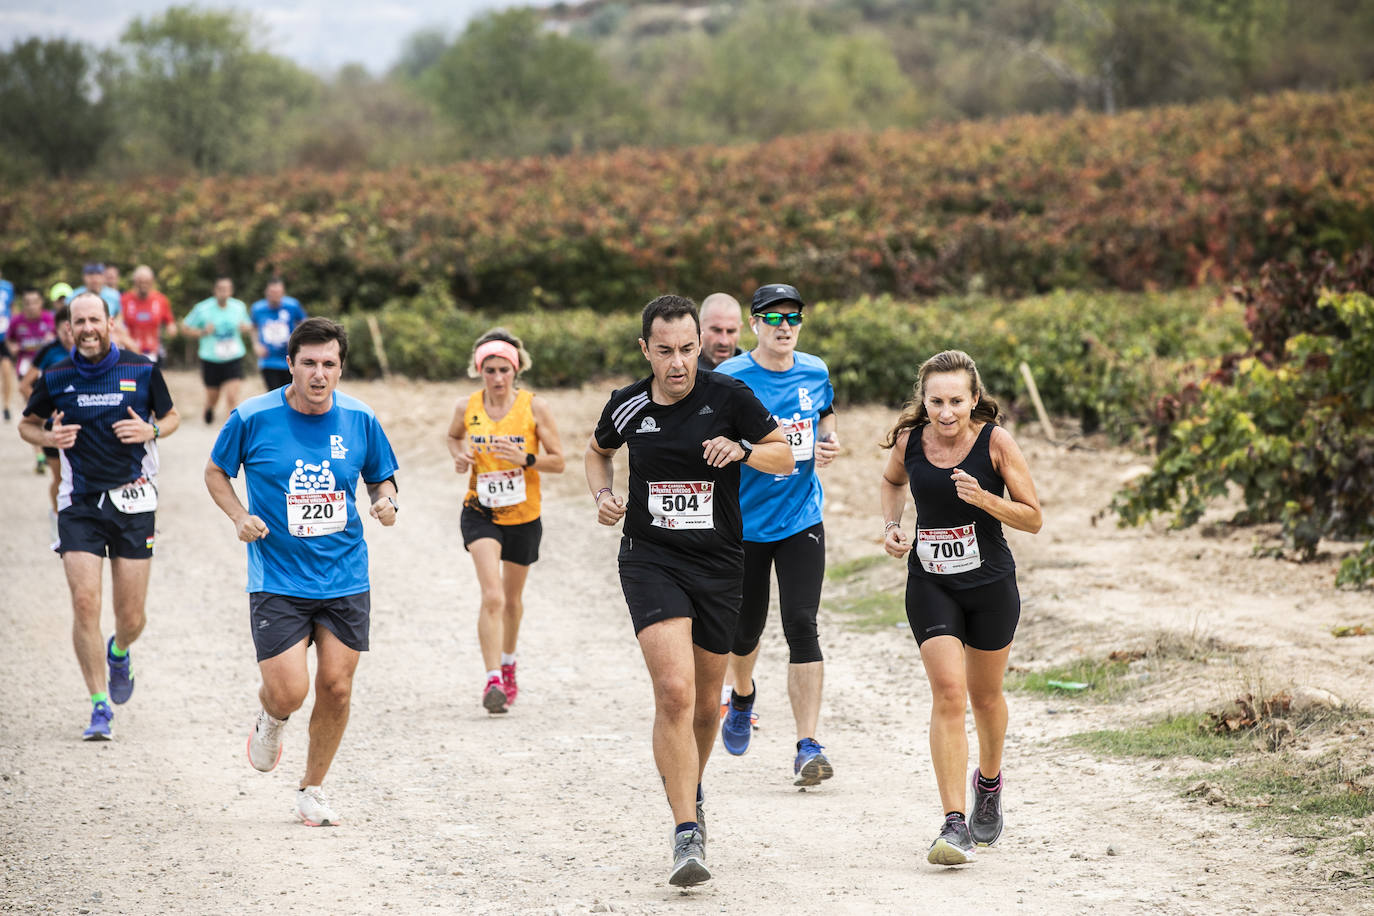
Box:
[501,653,516,666]
[486,669,501,682]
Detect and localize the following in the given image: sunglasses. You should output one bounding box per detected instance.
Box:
[757,311,803,327]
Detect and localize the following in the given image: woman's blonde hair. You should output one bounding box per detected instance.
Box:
[467,327,533,378]
[882,349,1000,448]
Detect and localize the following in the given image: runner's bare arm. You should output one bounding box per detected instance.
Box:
[445,401,475,474]
[880,431,913,558]
[204,459,270,542]
[953,426,1042,534]
[19,410,80,450]
[815,411,840,467]
[528,395,567,474]
[703,427,792,473]
[584,436,626,526]
[365,478,399,527]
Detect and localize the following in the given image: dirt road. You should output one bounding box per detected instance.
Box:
[2,371,1369,914]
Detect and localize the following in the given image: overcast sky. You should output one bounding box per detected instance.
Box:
[0,0,558,74]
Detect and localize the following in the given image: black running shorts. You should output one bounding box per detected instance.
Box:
[249,591,371,662]
[58,493,156,559]
[260,368,292,390]
[200,357,244,388]
[618,557,741,655]
[905,573,1020,651]
[460,504,542,566]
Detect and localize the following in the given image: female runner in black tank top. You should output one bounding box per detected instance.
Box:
[878,350,1042,867]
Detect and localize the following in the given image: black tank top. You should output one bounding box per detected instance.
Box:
[903,421,1015,589]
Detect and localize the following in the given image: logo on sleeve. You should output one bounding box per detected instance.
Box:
[330,435,348,459]
[637,416,661,434]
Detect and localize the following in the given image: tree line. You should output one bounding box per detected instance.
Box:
[2,0,1372,181]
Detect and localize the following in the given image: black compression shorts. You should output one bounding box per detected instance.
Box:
[905,573,1020,651]
[733,523,825,663]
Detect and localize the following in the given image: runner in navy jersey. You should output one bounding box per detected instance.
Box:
[18,292,181,741]
[878,350,1042,866]
[585,294,792,887]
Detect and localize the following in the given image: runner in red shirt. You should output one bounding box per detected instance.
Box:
[120,265,175,364]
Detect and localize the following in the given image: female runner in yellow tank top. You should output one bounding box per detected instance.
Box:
[446,329,566,714]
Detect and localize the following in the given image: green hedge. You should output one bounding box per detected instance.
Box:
[334,285,1245,443]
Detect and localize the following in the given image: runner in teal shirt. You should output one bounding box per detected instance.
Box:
[181,276,253,425]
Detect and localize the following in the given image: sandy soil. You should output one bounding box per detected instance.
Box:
[2,370,1371,915]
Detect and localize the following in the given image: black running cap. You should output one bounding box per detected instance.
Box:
[750,283,804,313]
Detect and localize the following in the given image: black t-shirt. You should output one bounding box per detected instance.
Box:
[594,371,778,576]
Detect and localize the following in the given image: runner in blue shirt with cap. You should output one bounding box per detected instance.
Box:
[206,316,399,828]
[715,283,841,786]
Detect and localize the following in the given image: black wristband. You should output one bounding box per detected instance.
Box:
[740,443,753,464]
[525,452,536,468]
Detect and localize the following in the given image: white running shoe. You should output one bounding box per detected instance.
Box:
[297,786,339,827]
[246,709,287,772]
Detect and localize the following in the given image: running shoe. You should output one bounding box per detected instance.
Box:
[482,675,508,714]
[247,709,287,772]
[297,786,339,826]
[969,769,1004,846]
[720,692,755,756]
[793,738,834,786]
[501,662,518,706]
[82,701,113,741]
[106,636,134,705]
[669,827,709,887]
[927,816,975,866]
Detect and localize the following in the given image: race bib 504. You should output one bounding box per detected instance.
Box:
[648,481,713,530]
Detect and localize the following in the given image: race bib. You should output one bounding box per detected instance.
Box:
[648,481,714,530]
[286,490,347,537]
[108,476,157,514]
[780,417,815,463]
[477,468,526,507]
[916,524,982,575]
[261,320,290,346]
[213,336,239,359]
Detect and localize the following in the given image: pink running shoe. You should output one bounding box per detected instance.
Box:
[501,662,518,706]
[483,675,508,714]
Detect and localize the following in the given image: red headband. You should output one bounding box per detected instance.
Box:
[474,340,520,373]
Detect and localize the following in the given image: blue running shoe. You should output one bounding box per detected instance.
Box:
[721,694,755,756]
[83,701,113,741]
[793,738,834,786]
[106,637,134,705]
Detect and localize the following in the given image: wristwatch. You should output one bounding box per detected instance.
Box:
[525,453,536,468]
[740,442,754,463]
[386,496,399,513]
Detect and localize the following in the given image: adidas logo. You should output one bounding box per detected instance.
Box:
[637,416,660,434]
[697,405,714,416]
[64,385,76,392]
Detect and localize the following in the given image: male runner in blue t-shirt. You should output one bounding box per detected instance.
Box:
[715,283,841,785]
[250,277,307,391]
[19,292,181,741]
[206,316,399,827]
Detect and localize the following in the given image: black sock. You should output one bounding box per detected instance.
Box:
[696,783,703,804]
[730,687,755,710]
[945,811,966,823]
[675,821,699,836]
[977,771,1001,791]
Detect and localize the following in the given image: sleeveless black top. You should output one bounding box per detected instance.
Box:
[903,421,1015,589]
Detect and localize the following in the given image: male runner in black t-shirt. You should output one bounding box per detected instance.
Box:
[585,294,793,887]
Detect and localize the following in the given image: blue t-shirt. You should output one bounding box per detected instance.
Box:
[71,286,122,319]
[210,387,400,599]
[23,346,174,507]
[250,298,307,370]
[715,351,835,542]
[0,279,13,339]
